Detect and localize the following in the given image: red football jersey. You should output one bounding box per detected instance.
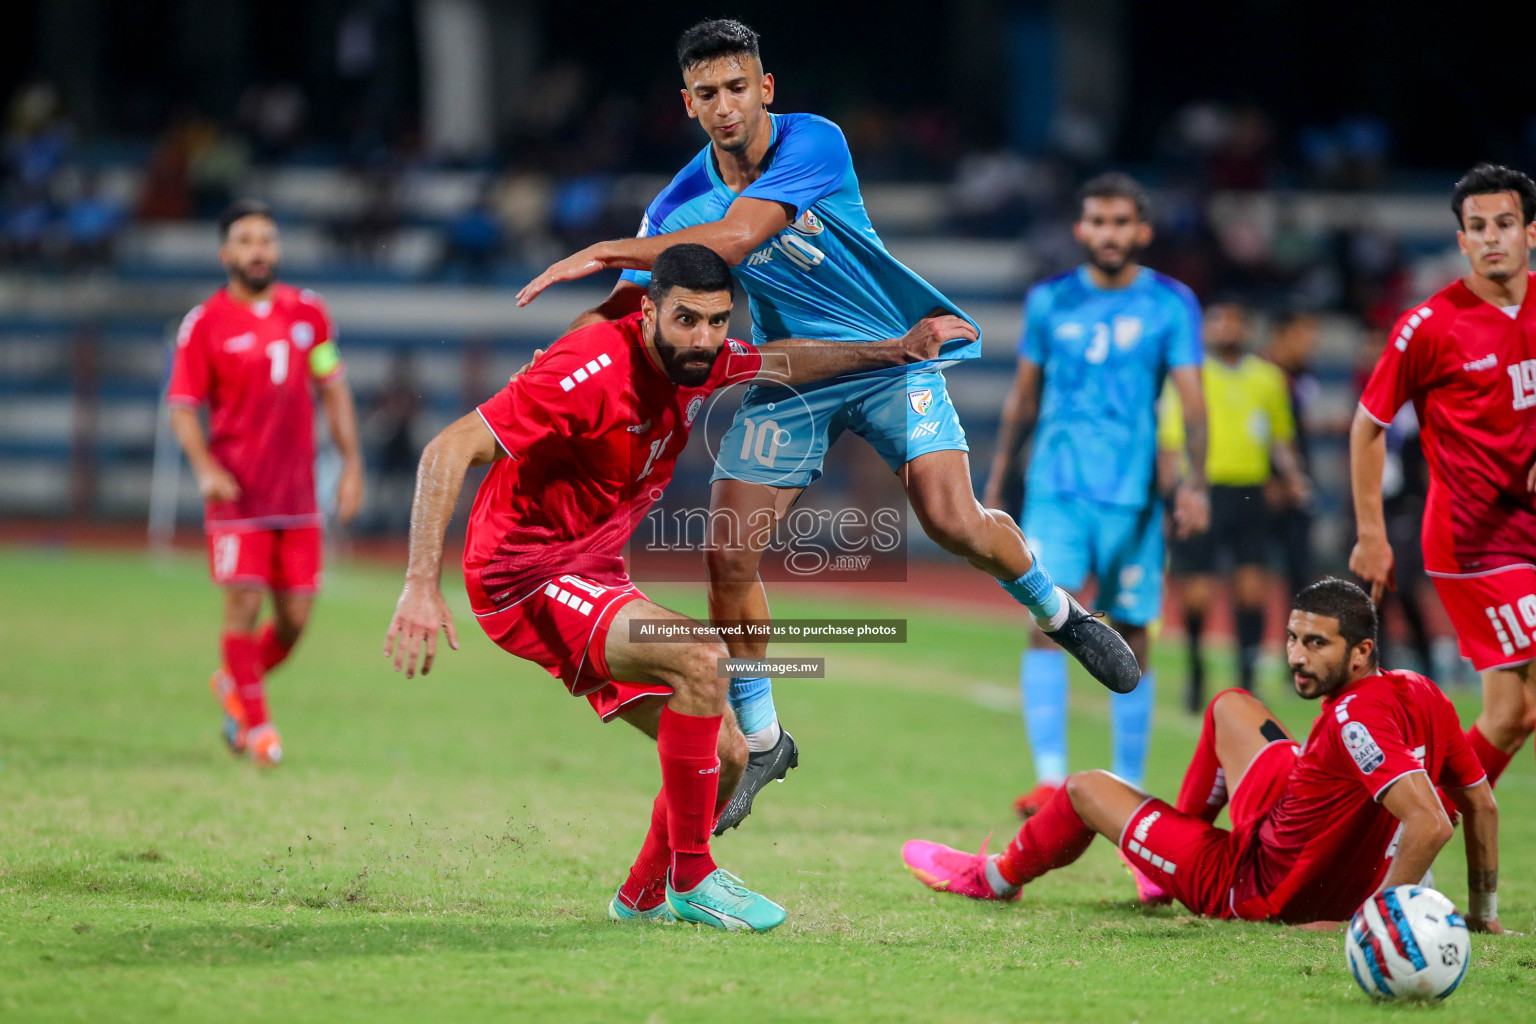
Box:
[464,313,762,613]
[1359,274,1536,573]
[168,283,342,530]
[1232,670,1485,923]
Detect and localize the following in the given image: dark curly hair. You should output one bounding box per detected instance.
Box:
[677,18,761,72]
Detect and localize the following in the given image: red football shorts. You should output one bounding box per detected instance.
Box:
[207,526,322,593]
[1429,564,1536,672]
[475,572,671,721]
[1119,739,1299,919]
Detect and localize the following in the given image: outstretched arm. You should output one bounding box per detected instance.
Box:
[383,412,502,678]
[517,197,792,306]
[982,359,1041,518]
[753,315,978,386]
[1447,781,1505,933]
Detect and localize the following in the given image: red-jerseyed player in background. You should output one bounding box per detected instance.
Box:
[383,244,973,931]
[904,579,1507,932]
[1352,164,1536,789]
[168,200,365,767]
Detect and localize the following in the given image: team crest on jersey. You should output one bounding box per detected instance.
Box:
[1342,721,1385,774]
[1113,316,1143,350]
[908,388,933,416]
[291,321,315,350]
[728,340,748,355]
[685,396,704,426]
[791,209,825,236]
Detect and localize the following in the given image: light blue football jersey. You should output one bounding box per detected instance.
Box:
[620,112,980,376]
[1020,266,1202,508]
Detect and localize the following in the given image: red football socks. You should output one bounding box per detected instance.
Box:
[1466,724,1514,788]
[222,631,269,728]
[996,784,1095,887]
[1175,696,1229,823]
[619,790,671,910]
[256,623,296,674]
[658,706,721,892]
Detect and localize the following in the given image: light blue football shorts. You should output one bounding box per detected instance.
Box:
[710,367,968,489]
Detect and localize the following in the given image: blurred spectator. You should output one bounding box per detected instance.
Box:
[1263,310,1322,599]
[362,350,422,534]
[187,124,252,217]
[59,171,126,269]
[136,118,197,221]
[331,165,401,264]
[238,83,308,160]
[434,187,505,282]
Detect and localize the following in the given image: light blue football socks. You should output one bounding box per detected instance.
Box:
[1110,670,1155,788]
[1000,562,1064,624]
[1022,654,1154,787]
[729,676,781,753]
[1020,648,1070,784]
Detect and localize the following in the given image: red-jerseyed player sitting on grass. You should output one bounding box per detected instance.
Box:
[168,200,365,768]
[905,578,1508,933]
[384,243,974,932]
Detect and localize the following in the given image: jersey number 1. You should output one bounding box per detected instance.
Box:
[638,431,673,480]
[267,340,290,384]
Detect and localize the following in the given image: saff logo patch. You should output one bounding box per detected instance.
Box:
[685,396,704,426]
[1342,721,1385,774]
[908,388,933,416]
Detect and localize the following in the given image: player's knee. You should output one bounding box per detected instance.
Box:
[704,542,760,585]
[670,641,729,702]
[1063,770,1108,808]
[1486,697,1536,740]
[917,501,987,556]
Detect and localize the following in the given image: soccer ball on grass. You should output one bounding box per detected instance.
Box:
[1344,885,1470,1000]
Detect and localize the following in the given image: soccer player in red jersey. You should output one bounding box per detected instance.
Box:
[1352,164,1536,788]
[903,579,1506,932]
[383,244,971,930]
[167,200,365,767]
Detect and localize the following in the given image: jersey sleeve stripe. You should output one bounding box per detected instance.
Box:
[1369,766,1427,802]
[476,408,513,458]
[1356,400,1392,428]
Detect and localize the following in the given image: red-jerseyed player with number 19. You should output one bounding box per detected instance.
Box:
[383,244,973,932]
[1352,164,1536,789]
[167,200,365,768]
[903,579,1506,933]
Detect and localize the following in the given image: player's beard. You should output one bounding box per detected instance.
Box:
[1085,242,1140,276]
[1291,659,1349,700]
[651,321,719,387]
[229,260,276,294]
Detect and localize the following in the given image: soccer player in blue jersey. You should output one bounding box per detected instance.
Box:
[983,174,1209,840]
[517,19,1139,831]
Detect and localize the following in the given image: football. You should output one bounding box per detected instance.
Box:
[1345,885,1471,1000]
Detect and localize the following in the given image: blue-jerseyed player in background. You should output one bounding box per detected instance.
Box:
[518,19,1140,843]
[983,174,1209,841]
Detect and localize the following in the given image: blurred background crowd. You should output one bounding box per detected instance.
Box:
[4,0,1528,690]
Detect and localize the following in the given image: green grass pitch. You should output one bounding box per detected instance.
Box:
[1,546,1532,1023]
